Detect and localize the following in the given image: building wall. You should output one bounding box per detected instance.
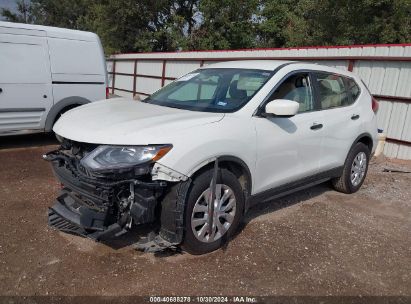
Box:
[108,44,411,160]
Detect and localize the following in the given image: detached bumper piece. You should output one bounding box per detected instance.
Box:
[48,209,86,236]
[48,191,124,240]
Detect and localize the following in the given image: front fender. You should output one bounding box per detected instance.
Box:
[44,96,91,132]
[152,116,257,191]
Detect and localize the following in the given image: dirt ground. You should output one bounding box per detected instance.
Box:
[0,134,410,297]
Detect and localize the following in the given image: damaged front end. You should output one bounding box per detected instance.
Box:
[44,139,187,251]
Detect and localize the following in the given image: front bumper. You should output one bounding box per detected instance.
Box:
[46,150,165,240]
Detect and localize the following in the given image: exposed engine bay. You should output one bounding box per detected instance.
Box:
[43,138,187,252]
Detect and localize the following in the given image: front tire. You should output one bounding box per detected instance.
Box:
[332,142,370,194]
[182,168,244,255]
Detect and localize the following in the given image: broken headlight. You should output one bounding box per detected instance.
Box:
[80,145,172,171]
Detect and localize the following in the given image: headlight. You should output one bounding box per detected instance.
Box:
[80,144,172,171]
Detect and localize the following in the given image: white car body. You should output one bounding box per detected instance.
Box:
[0,21,107,135]
[54,60,378,195]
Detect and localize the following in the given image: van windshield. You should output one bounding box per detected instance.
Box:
[143,68,273,113]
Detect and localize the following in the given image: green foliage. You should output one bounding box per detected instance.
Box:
[283,0,411,46]
[187,0,259,50]
[1,0,410,54]
[79,0,167,54]
[1,0,33,23]
[30,0,90,30]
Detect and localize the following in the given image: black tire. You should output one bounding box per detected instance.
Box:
[181,168,245,255]
[332,142,370,194]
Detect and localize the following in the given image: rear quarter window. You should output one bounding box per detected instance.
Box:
[344,77,361,103]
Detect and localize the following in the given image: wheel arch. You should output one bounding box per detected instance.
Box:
[155,156,252,247]
[44,96,91,132]
[188,155,252,199]
[342,132,374,167]
[353,132,374,153]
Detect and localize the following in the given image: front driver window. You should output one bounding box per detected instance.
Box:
[269,73,314,113]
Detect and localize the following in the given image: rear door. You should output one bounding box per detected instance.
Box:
[0,31,53,133]
[312,72,363,170]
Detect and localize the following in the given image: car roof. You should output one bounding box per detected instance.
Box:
[0,21,98,42]
[202,60,358,78]
[202,60,293,71]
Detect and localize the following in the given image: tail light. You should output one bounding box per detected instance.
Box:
[106,87,110,99]
[372,96,379,113]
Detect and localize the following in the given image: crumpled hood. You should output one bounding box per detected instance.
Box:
[53,98,224,145]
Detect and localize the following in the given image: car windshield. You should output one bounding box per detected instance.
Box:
[143,68,273,113]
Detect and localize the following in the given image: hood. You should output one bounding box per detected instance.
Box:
[53,98,224,145]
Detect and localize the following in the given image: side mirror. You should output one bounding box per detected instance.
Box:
[264,99,299,117]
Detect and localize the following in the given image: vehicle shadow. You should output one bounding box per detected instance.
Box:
[100,182,332,256]
[0,133,58,150]
[243,183,331,224]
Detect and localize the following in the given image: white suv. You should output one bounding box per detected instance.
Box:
[45,60,378,254]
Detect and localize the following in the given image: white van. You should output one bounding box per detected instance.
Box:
[0,21,108,135]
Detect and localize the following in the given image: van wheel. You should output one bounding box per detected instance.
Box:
[332,142,370,194]
[182,168,244,255]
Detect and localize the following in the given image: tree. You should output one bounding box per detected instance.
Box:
[256,0,299,48]
[258,0,411,47]
[1,0,33,23]
[187,0,259,50]
[28,0,90,30]
[77,0,162,54]
[150,0,200,51]
[1,0,410,53]
[79,0,200,53]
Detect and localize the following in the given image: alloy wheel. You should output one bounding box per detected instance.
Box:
[191,184,236,243]
[350,151,367,186]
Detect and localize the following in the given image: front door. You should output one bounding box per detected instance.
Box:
[0,32,53,133]
[253,72,325,194]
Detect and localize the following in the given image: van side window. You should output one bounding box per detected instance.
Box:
[344,77,361,103]
[269,73,314,113]
[314,73,351,109]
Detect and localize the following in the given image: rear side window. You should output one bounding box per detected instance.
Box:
[315,73,362,110]
[314,73,351,110]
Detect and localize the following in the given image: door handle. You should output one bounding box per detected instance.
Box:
[0,88,3,93]
[351,114,360,120]
[310,122,323,130]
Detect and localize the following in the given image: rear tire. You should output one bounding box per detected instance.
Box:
[332,142,370,194]
[182,168,244,255]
